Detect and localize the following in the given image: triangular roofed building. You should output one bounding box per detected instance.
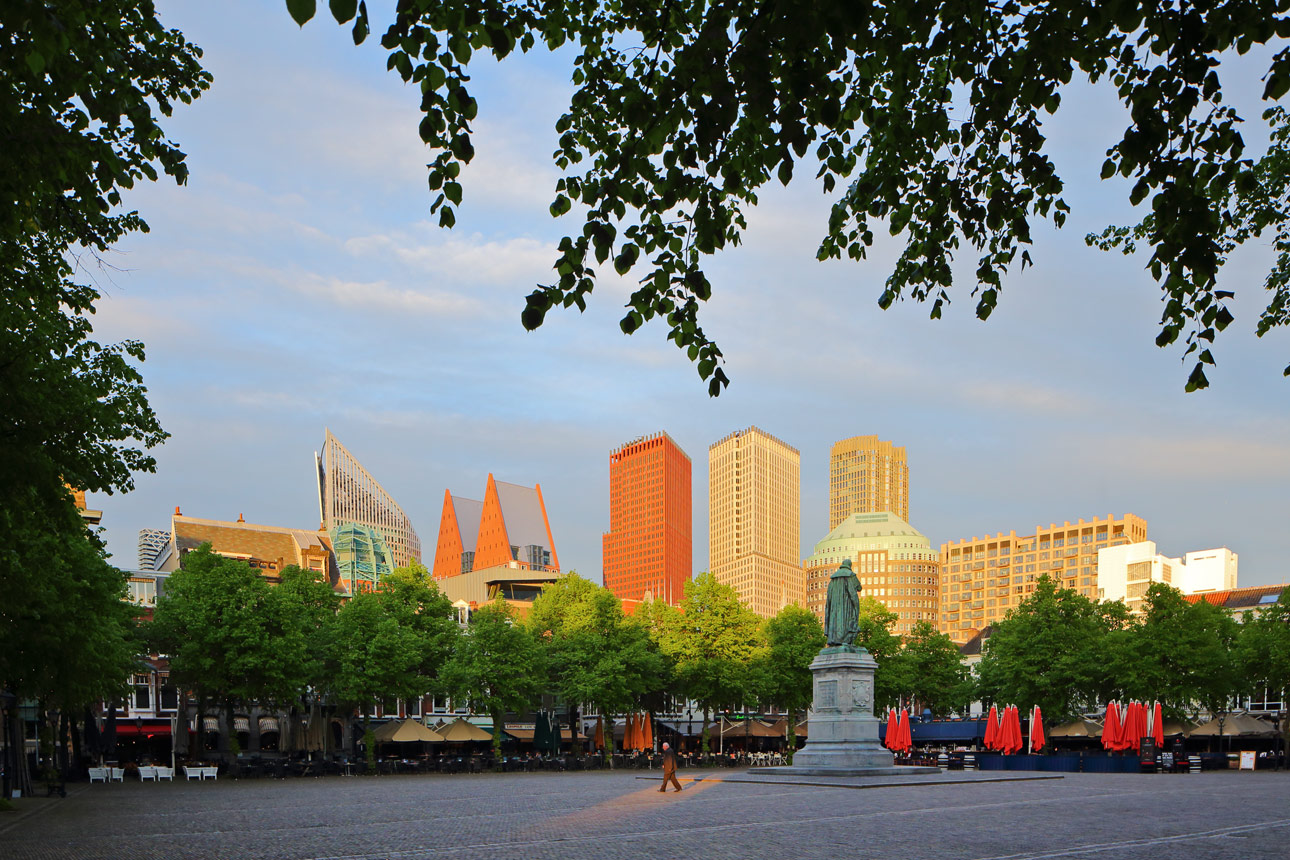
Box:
[316,428,421,569]
[431,474,559,578]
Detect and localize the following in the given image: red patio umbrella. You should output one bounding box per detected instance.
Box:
[642,713,653,750]
[1102,702,1122,751]
[1030,705,1045,754]
[1007,706,1023,754]
[984,705,1000,751]
[1152,701,1164,749]
[1124,701,1141,753]
[884,708,899,750]
[896,709,913,753]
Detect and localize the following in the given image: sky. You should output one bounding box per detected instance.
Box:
[88,1,1289,587]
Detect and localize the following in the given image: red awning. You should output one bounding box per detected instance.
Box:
[113,723,172,736]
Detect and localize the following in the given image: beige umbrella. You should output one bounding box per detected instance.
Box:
[1047,718,1103,738]
[373,719,446,743]
[1189,714,1277,737]
[436,717,494,742]
[1159,718,1200,738]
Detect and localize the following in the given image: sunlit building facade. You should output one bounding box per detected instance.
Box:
[432,474,559,579]
[829,436,908,529]
[938,513,1148,644]
[709,426,802,617]
[602,432,692,605]
[316,428,421,568]
[803,512,939,636]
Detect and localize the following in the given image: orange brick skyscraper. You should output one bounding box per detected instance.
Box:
[602,432,692,605]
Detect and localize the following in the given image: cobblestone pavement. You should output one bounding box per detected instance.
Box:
[1,769,1287,860]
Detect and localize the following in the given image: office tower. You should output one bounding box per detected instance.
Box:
[602,432,692,605]
[316,428,421,568]
[939,513,1148,644]
[708,426,801,617]
[137,528,171,570]
[803,512,939,635]
[829,436,908,529]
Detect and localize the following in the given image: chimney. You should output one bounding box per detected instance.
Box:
[174,506,182,516]
[237,513,245,523]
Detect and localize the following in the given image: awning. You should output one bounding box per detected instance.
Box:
[504,727,536,740]
[202,716,220,733]
[258,716,280,734]
[234,716,250,733]
[113,723,173,736]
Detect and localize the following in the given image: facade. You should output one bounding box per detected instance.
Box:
[316,428,421,568]
[71,486,102,525]
[137,527,172,570]
[431,474,559,579]
[602,431,692,605]
[434,563,561,617]
[829,436,909,529]
[161,509,336,586]
[803,512,939,635]
[1098,542,1239,612]
[709,426,802,617]
[330,522,394,594]
[1181,548,1239,594]
[939,513,1148,645]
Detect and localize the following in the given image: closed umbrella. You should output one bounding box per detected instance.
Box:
[1102,702,1122,751]
[984,705,999,751]
[896,709,913,753]
[1124,702,1141,753]
[642,713,653,751]
[534,712,551,751]
[1007,706,1023,754]
[1030,706,1045,754]
[549,714,563,754]
[625,712,637,752]
[884,708,899,750]
[1151,701,1164,748]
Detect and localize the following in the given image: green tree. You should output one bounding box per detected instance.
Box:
[653,572,763,754]
[442,600,544,762]
[1123,583,1240,717]
[1235,589,1290,753]
[853,596,910,712]
[271,565,343,748]
[295,0,1290,393]
[327,564,456,770]
[149,545,306,759]
[526,574,666,757]
[976,576,1115,721]
[0,494,139,797]
[755,605,824,762]
[900,621,972,717]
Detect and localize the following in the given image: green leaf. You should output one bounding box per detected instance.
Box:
[286,0,317,26]
[328,0,357,23]
[25,51,45,77]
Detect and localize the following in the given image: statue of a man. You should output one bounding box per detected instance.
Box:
[824,558,861,647]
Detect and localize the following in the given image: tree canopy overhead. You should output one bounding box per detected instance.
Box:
[293,0,1290,394]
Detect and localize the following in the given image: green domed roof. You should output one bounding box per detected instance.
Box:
[804,512,935,562]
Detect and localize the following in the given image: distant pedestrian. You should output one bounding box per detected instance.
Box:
[659,742,682,792]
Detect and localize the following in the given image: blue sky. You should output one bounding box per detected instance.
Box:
[89,1,1289,586]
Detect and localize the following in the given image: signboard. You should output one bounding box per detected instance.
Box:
[1160,752,1174,771]
[1239,751,1256,770]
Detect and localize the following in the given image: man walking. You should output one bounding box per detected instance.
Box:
[659,742,682,792]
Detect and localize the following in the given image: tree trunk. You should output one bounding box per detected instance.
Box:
[786,707,797,765]
[6,707,32,798]
[491,707,504,769]
[57,710,70,787]
[69,709,83,779]
[701,707,710,757]
[362,710,374,773]
[223,699,237,771]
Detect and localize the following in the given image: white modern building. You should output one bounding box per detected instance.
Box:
[1097,541,1237,612]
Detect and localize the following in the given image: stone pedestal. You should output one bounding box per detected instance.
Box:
[766,647,936,777]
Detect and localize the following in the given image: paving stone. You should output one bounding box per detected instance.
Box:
[0,769,1286,859]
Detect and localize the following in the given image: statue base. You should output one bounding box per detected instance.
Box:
[766,649,936,776]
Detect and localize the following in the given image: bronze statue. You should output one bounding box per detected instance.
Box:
[824,558,861,647]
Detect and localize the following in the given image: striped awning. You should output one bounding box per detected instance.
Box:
[234,716,250,733]
[258,716,280,734]
[202,716,220,733]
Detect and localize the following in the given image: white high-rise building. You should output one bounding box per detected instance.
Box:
[1098,541,1238,612]
[137,528,171,571]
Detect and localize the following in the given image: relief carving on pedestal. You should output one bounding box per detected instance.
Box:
[849,678,872,714]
